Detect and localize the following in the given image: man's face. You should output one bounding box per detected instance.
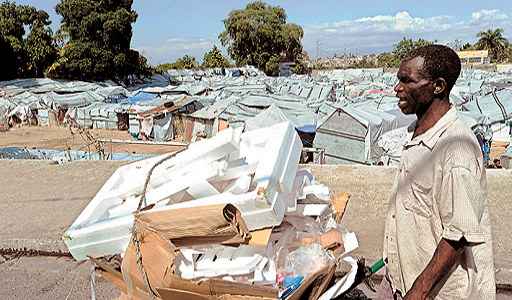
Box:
[394,57,435,115]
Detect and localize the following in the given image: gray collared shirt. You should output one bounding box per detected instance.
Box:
[383,107,495,299]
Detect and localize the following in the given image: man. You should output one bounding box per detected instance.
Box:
[379,45,495,299]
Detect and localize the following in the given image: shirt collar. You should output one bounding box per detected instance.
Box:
[405,106,458,150]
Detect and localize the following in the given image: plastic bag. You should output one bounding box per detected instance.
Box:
[284,243,332,277]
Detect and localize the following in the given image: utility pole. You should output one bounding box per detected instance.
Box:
[316,40,320,59]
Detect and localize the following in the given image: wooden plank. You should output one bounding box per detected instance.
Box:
[97,138,188,147]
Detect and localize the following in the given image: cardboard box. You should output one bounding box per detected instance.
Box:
[98,193,352,300]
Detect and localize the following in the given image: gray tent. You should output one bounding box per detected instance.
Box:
[315,104,413,164]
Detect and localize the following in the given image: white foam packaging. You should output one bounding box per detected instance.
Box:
[64,121,303,261]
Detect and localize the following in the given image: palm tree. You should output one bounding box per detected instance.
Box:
[475,28,509,62]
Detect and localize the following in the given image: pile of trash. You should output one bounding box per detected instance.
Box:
[64,121,363,299]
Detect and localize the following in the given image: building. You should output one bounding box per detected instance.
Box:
[457,50,490,65]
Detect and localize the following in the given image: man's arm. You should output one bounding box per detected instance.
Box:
[404,238,466,300]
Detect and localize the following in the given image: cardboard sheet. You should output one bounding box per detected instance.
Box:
[136,204,249,247]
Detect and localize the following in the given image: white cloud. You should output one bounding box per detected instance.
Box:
[325,12,453,34]
[302,9,512,58]
[471,9,508,23]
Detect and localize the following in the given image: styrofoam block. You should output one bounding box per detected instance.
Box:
[263,259,276,282]
[186,180,220,199]
[296,169,314,200]
[65,121,302,261]
[223,175,252,195]
[342,232,359,255]
[108,126,240,195]
[285,169,313,213]
[239,126,271,165]
[303,184,330,201]
[64,214,134,261]
[178,258,195,280]
[152,122,302,231]
[150,190,258,213]
[278,131,303,193]
[253,122,302,195]
[106,160,227,219]
[177,249,203,280]
[174,126,242,170]
[301,204,330,216]
[212,158,257,182]
[196,247,219,271]
[64,128,242,261]
[213,246,237,266]
[70,140,235,228]
[189,246,263,278]
[253,257,269,282]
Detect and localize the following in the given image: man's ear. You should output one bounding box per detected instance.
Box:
[433,78,447,96]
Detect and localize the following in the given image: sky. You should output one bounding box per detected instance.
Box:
[14,0,512,65]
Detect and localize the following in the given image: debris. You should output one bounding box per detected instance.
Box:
[63,119,364,299]
[0,247,72,264]
[64,121,302,261]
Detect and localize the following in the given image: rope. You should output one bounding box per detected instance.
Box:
[136,147,187,212]
[90,265,97,300]
[132,229,159,299]
[130,146,188,298]
[64,268,81,300]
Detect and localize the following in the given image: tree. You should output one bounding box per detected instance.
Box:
[392,38,433,61]
[0,1,56,79]
[25,11,58,77]
[219,1,304,76]
[461,43,473,51]
[202,46,231,68]
[503,45,512,63]
[49,0,150,82]
[376,52,399,68]
[155,55,199,72]
[0,35,16,80]
[292,52,311,75]
[154,63,174,74]
[172,55,199,69]
[348,57,378,69]
[375,38,433,68]
[475,28,509,62]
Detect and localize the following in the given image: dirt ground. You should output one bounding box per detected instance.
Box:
[0,126,185,155]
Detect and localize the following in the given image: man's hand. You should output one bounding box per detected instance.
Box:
[404,238,466,299]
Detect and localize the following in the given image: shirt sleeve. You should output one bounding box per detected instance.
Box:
[438,165,489,244]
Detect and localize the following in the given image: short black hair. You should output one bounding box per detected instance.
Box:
[403,44,461,92]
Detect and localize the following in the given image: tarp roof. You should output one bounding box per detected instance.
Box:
[462,88,512,124]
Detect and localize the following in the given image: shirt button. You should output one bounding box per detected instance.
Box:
[392,214,395,219]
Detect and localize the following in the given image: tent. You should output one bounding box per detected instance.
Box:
[315,104,413,164]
